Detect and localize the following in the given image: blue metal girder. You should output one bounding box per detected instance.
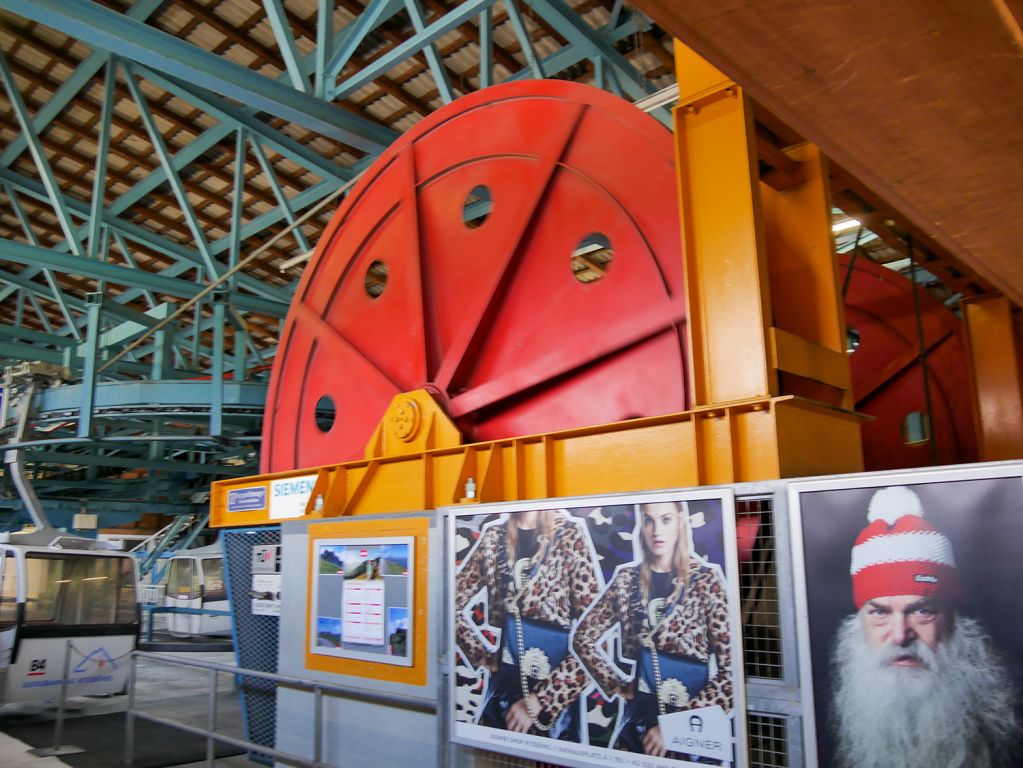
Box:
[504,0,545,79]
[0,324,75,347]
[37,380,268,412]
[403,0,456,103]
[0,265,157,330]
[0,0,395,153]
[22,450,252,476]
[479,6,494,88]
[93,18,366,237]
[229,130,246,283]
[314,0,334,99]
[88,58,117,260]
[524,0,656,101]
[0,340,63,365]
[0,168,289,305]
[247,137,313,254]
[0,498,204,516]
[0,0,165,169]
[332,0,498,100]
[324,0,406,84]
[3,181,82,338]
[78,294,103,436]
[121,62,225,283]
[132,65,357,184]
[110,231,158,309]
[0,238,290,317]
[261,0,309,93]
[0,52,85,257]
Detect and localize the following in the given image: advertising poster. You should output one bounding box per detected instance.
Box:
[310,536,413,666]
[789,463,1023,768]
[449,490,746,768]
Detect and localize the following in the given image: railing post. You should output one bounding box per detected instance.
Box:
[313,684,323,765]
[28,638,84,757]
[124,653,137,767]
[207,667,218,766]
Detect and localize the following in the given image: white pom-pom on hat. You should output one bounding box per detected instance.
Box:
[867,485,923,526]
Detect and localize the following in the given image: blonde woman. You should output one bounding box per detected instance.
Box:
[571,501,733,757]
[455,508,601,738]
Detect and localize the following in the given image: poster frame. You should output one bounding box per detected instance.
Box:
[788,461,1023,767]
[446,487,747,768]
[309,534,415,667]
[304,516,429,685]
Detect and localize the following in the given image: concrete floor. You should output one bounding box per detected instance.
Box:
[0,651,267,768]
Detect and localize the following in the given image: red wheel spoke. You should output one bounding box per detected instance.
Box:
[449,296,685,417]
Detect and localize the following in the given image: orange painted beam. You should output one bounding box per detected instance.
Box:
[964,296,1023,459]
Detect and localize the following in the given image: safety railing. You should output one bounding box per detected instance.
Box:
[137,584,166,605]
[142,605,233,640]
[125,650,437,768]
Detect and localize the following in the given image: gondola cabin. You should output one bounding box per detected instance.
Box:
[163,544,230,637]
[0,532,138,704]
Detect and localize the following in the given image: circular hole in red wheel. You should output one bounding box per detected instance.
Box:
[571,233,613,284]
[462,185,493,229]
[364,260,388,299]
[315,395,336,432]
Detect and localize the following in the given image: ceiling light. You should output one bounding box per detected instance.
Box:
[832,218,862,234]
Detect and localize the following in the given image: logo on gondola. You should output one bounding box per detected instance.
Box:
[72,647,117,673]
[27,659,46,677]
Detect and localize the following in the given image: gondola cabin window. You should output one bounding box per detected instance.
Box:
[201,558,226,603]
[169,558,201,600]
[0,555,16,630]
[23,554,136,626]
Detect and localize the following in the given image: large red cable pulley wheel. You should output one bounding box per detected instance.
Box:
[841,255,977,470]
[262,81,689,472]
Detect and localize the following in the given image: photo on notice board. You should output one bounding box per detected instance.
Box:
[790,464,1023,768]
[310,536,414,666]
[449,490,746,768]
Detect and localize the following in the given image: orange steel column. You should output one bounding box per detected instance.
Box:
[963,296,1023,459]
[673,44,773,405]
[673,41,862,478]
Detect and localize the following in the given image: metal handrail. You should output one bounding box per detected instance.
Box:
[142,605,233,641]
[125,650,436,767]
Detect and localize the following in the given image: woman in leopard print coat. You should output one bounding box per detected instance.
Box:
[455,509,601,738]
[570,501,733,758]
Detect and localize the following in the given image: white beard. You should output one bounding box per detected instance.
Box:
[830,614,1018,768]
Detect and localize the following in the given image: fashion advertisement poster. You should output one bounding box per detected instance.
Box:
[449,490,746,768]
[790,463,1023,768]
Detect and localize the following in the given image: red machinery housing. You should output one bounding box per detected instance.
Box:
[262,81,975,475]
[841,255,977,469]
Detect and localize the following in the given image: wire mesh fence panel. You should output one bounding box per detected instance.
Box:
[739,497,784,681]
[223,528,281,765]
[747,711,791,767]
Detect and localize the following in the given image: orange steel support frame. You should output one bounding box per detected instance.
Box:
[673,40,862,465]
[964,296,1023,460]
[209,44,867,529]
[210,391,863,527]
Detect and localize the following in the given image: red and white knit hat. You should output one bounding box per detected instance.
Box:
[850,486,963,608]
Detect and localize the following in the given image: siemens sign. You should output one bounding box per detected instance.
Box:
[269,474,317,520]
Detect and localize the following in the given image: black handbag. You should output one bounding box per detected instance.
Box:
[638,646,709,710]
[501,612,571,679]
[479,613,574,737]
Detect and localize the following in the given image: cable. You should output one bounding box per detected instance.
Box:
[907,235,940,464]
